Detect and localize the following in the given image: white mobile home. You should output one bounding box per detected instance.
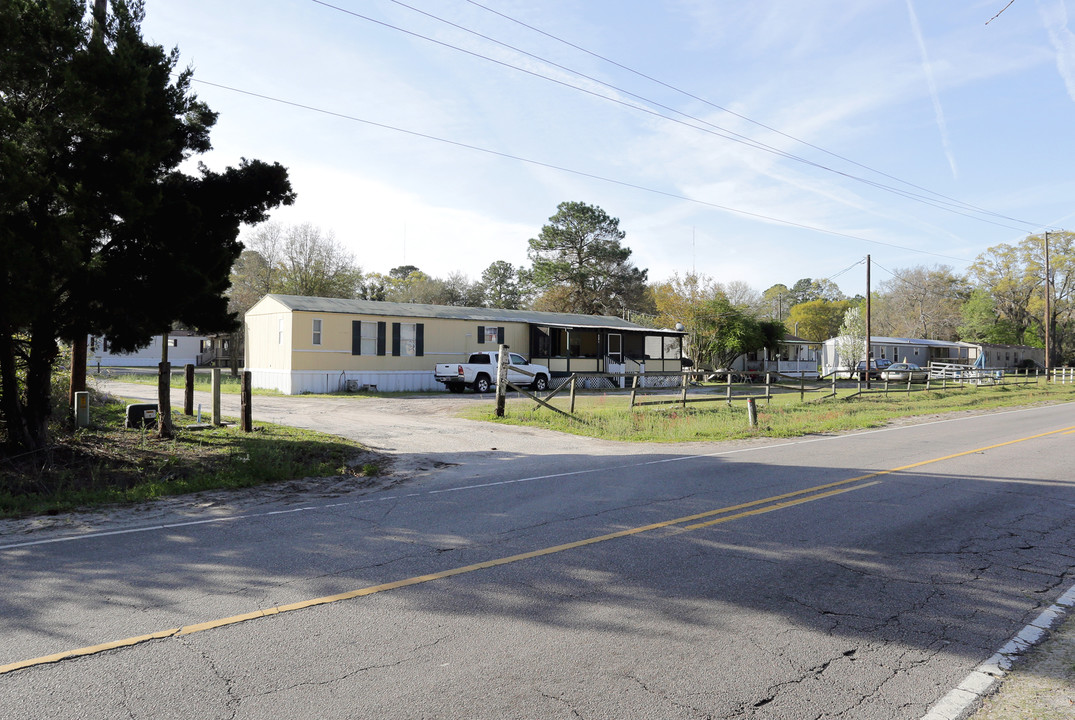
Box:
[821,336,1043,375]
[87,331,208,368]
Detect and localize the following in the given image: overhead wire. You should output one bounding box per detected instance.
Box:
[191,77,971,264]
[308,0,1035,234]
[463,0,1051,232]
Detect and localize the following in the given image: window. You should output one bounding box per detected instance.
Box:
[352,321,387,355]
[169,338,179,347]
[361,321,377,355]
[477,326,504,344]
[391,322,424,357]
[312,318,322,346]
[400,323,416,356]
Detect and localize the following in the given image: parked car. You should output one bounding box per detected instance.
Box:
[880,362,929,383]
[433,351,550,393]
[840,360,880,380]
[875,358,893,370]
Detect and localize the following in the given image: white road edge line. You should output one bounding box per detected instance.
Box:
[0,402,1066,551]
[920,581,1075,720]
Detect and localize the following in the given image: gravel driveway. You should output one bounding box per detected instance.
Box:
[94,380,655,480]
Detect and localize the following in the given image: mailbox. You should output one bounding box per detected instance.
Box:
[125,403,158,429]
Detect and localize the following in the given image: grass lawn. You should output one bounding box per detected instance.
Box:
[461,380,1075,442]
[0,394,381,518]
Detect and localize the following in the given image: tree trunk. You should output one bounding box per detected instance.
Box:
[158,332,172,438]
[23,322,60,451]
[68,330,87,411]
[0,330,32,452]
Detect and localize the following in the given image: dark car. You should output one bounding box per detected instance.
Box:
[849,360,880,381]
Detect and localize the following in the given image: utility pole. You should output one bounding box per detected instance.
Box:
[865,254,872,389]
[1044,232,1052,372]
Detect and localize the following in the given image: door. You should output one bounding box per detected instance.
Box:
[606,334,625,387]
[607,334,622,364]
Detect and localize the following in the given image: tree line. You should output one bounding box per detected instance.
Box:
[233,207,1074,370]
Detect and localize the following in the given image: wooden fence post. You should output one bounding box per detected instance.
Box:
[211,367,222,425]
[681,371,689,409]
[495,344,509,418]
[157,361,172,438]
[184,363,195,416]
[240,370,252,432]
[569,375,577,414]
[630,374,639,408]
[726,371,732,407]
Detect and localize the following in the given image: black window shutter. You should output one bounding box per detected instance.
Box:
[391,322,401,356]
[416,324,424,357]
[497,327,505,345]
[477,326,485,344]
[352,321,361,355]
[377,322,387,356]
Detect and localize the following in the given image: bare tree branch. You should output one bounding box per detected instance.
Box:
[986,1,1016,25]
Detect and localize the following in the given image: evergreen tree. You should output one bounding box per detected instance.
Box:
[0,0,293,451]
[527,201,648,315]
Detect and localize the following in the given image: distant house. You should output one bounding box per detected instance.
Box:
[821,336,1044,374]
[245,294,687,394]
[196,334,235,368]
[87,331,208,368]
[970,342,1045,370]
[729,334,821,378]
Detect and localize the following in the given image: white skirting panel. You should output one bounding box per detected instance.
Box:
[248,369,441,395]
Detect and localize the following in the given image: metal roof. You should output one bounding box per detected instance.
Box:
[262,294,684,334]
[823,335,972,348]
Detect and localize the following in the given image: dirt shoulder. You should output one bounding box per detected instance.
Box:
[967,611,1075,719]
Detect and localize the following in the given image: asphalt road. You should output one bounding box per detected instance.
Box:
[1,387,1074,719]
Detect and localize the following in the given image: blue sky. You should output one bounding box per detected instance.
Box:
[140,0,1075,298]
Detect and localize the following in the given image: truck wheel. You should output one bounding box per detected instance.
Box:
[532,375,548,391]
[447,383,465,394]
[473,375,491,393]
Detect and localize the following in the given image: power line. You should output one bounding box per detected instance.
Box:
[308,0,1044,235]
[826,258,867,284]
[458,0,1052,232]
[191,76,971,263]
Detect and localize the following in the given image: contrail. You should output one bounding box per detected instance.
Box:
[1039,0,1075,102]
[905,0,959,178]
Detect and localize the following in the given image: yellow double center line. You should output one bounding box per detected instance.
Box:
[3,425,1071,675]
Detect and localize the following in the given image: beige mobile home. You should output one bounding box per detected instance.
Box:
[245,294,685,394]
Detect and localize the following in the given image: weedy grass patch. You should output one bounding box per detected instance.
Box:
[0,396,379,518]
[463,382,1075,442]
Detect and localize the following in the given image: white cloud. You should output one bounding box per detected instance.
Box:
[1039,0,1075,101]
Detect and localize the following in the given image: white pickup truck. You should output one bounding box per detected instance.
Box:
[434,351,550,393]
